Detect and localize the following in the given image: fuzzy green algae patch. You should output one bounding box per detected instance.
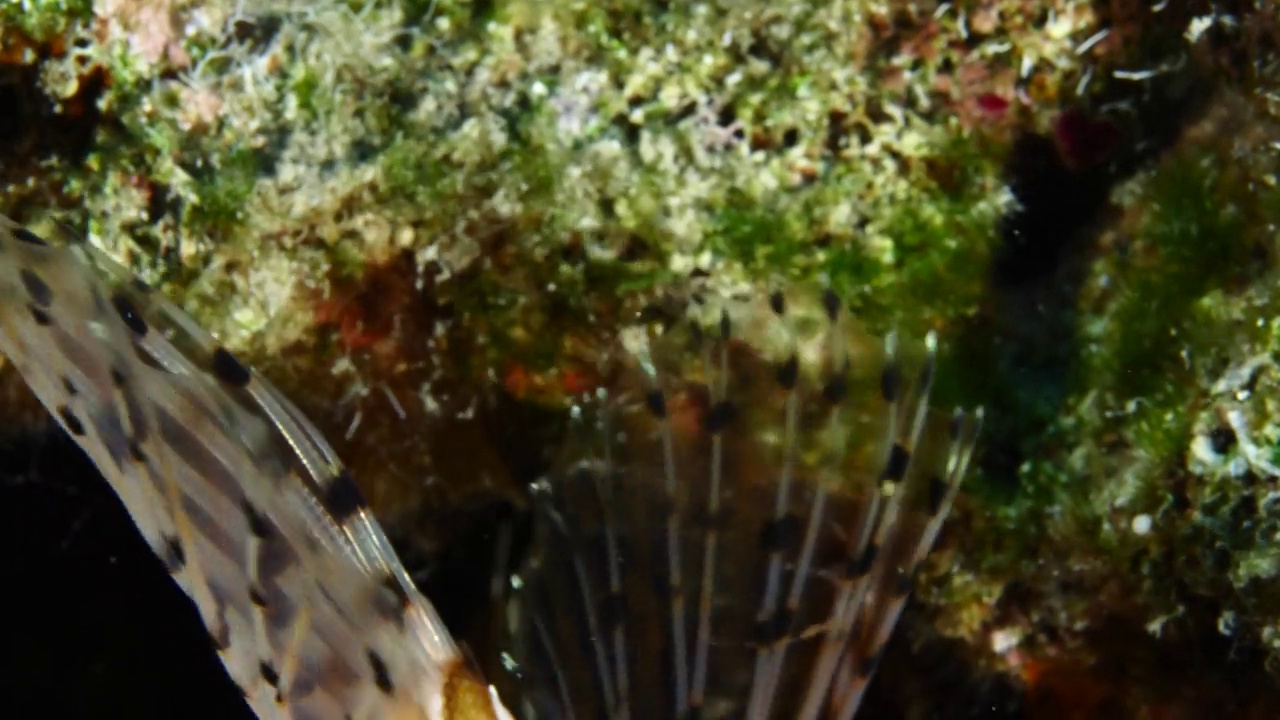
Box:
[939,78,1280,713]
[0,0,1046,521]
[897,3,1280,712]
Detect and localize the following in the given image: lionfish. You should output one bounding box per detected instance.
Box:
[0,213,980,719]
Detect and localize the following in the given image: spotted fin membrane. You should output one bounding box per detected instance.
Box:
[0,215,514,720]
[506,289,982,720]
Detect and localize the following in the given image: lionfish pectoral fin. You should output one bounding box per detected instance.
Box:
[0,215,513,719]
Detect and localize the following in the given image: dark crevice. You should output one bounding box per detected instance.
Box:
[0,41,105,186]
[961,47,1221,500]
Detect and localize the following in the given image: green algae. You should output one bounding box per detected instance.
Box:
[18,1,1280,711]
[0,0,1083,621]
[3,0,1029,358]
[942,84,1280,696]
[2,1,93,42]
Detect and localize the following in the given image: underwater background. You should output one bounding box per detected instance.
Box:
[2,0,1279,717]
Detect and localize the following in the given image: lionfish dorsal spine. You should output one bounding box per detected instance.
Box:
[690,310,730,711]
[509,286,980,720]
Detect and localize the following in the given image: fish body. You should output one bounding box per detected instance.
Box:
[0,215,512,720]
[506,290,981,720]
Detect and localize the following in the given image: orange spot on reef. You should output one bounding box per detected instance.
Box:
[1021,655,1117,719]
[315,297,383,351]
[560,368,593,397]
[504,361,532,399]
[666,390,706,439]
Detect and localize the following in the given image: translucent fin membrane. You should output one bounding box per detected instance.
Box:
[0,216,513,720]
[506,289,981,720]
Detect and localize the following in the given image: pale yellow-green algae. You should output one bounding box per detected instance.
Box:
[0,0,1031,523]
